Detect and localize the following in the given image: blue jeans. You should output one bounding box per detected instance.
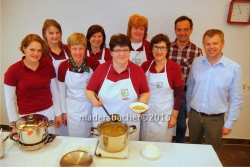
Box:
[176,91,187,143]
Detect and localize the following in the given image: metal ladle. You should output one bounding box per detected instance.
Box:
[94,93,120,122]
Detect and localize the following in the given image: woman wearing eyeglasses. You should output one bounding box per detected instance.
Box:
[86,24,112,64]
[86,34,150,141]
[127,14,153,66]
[140,34,184,142]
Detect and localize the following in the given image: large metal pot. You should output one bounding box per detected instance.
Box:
[9,114,54,145]
[90,120,136,153]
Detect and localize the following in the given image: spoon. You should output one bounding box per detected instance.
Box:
[94,93,120,122]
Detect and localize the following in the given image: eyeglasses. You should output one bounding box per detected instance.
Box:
[112,49,130,53]
[152,46,167,51]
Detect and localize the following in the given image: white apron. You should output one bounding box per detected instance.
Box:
[65,68,93,137]
[140,60,174,142]
[87,49,105,64]
[92,65,139,140]
[50,49,69,77]
[129,46,147,66]
[50,49,69,135]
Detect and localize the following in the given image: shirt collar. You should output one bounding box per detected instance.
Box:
[22,56,47,70]
[110,61,130,74]
[172,39,191,49]
[202,53,226,66]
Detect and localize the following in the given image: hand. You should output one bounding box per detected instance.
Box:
[92,94,103,107]
[168,116,177,128]
[55,115,63,128]
[222,127,231,135]
[62,113,68,126]
[11,128,18,138]
[186,111,190,117]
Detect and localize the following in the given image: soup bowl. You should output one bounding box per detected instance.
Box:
[90,121,136,152]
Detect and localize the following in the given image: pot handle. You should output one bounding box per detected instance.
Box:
[45,120,54,128]
[9,133,18,142]
[90,127,99,137]
[45,134,56,144]
[128,125,137,135]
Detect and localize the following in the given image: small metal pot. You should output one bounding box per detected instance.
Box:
[9,114,54,145]
[90,121,136,153]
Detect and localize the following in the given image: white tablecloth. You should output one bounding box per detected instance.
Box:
[0,132,222,167]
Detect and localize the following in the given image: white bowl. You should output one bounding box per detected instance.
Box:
[129,102,149,113]
[141,144,161,160]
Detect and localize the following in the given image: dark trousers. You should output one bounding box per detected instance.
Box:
[188,108,224,153]
[176,91,187,143]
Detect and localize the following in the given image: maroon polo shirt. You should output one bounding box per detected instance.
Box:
[86,60,149,95]
[58,56,100,82]
[86,47,112,62]
[4,57,56,114]
[42,44,71,63]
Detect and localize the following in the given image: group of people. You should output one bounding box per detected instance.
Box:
[4,14,243,153]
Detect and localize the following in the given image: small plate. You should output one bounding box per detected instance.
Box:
[60,150,93,167]
[129,102,149,113]
[141,144,161,161]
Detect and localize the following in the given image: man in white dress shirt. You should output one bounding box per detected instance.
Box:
[186,29,243,153]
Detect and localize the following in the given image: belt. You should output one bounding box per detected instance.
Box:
[192,108,224,117]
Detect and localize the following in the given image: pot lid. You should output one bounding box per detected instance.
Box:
[15,114,48,130]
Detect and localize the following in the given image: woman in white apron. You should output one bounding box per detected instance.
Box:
[86,34,150,141]
[86,25,112,64]
[127,14,153,66]
[42,19,71,135]
[4,34,61,135]
[140,34,184,142]
[58,32,100,137]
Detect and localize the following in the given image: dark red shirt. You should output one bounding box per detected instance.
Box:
[42,44,71,63]
[141,59,184,110]
[4,57,56,114]
[58,56,100,82]
[86,48,112,62]
[131,40,154,61]
[86,60,149,95]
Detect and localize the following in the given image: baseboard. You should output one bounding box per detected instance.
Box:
[0,124,12,132]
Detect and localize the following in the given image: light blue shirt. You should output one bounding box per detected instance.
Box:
[186,55,243,129]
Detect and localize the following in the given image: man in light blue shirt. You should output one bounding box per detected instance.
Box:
[186,29,243,153]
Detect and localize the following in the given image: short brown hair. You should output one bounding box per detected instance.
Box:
[127,14,148,40]
[203,29,224,43]
[150,34,171,58]
[175,15,193,29]
[42,19,63,48]
[109,34,132,51]
[86,25,106,50]
[67,32,87,49]
[19,34,47,56]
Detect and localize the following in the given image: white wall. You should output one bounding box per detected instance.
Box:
[1,0,250,139]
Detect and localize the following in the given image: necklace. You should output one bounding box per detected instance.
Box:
[69,56,90,72]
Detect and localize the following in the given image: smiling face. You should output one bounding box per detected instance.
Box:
[175,20,193,43]
[23,41,42,64]
[111,45,130,66]
[90,32,103,48]
[45,26,61,45]
[70,44,86,65]
[152,41,168,62]
[203,34,224,61]
[130,26,145,43]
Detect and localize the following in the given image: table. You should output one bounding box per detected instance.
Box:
[0,132,222,167]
